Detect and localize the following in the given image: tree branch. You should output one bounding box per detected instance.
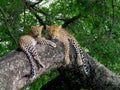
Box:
[23,1,26,31]
[109,0,115,38]
[0,6,17,45]
[61,13,82,28]
[33,7,49,16]
[29,0,48,16]
[30,0,43,7]
[25,1,46,27]
[0,39,120,90]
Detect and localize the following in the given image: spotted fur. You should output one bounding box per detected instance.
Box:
[45,25,82,65]
[46,25,89,75]
[19,25,56,78]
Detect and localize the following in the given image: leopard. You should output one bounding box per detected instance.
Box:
[45,25,82,65]
[19,25,56,78]
[45,25,90,75]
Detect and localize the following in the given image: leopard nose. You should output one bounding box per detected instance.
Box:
[52,36,56,39]
[46,34,52,40]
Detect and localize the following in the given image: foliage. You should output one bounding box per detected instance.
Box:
[0,0,120,89]
[21,70,59,90]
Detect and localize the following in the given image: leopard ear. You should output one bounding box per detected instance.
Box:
[31,26,34,29]
[46,25,50,29]
[40,25,44,29]
[59,25,62,28]
[31,26,36,32]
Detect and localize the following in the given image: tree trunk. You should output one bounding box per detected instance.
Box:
[0,40,120,90]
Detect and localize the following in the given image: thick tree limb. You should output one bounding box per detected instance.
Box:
[0,40,120,90]
[61,13,82,28]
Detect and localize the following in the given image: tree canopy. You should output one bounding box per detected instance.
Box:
[0,0,120,90]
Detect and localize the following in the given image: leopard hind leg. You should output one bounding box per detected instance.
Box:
[24,49,36,78]
[28,45,45,68]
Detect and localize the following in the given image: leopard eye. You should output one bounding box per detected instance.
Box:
[52,29,54,32]
[36,30,38,33]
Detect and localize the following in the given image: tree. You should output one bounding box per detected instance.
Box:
[0,41,120,90]
[0,0,120,90]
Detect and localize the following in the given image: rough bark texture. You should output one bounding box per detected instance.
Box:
[0,40,120,90]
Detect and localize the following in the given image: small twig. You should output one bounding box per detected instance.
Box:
[112,0,115,28]
[0,6,17,45]
[55,18,70,21]
[33,7,48,16]
[113,4,120,8]
[0,39,2,42]
[109,0,115,38]
[30,0,43,7]
[24,1,26,31]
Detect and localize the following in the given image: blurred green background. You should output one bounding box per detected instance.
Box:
[0,0,120,90]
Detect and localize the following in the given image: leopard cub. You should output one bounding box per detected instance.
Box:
[19,25,56,78]
[46,25,82,66]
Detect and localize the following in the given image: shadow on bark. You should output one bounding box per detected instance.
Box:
[0,40,120,90]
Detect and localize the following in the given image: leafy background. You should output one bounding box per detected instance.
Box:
[0,0,120,90]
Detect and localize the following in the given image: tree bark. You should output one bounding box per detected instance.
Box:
[0,40,120,90]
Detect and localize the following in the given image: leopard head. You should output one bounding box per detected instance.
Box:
[46,25,61,39]
[31,25,43,37]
